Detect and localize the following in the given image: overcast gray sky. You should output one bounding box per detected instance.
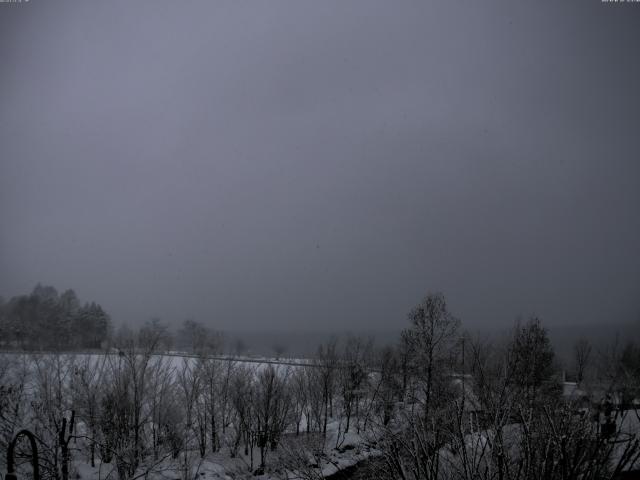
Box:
[1,0,639,332]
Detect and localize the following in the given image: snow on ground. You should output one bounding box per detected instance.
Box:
[69,425,380,480]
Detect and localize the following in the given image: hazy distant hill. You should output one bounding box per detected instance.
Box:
[223,320,640,362]
[547,320,640,364]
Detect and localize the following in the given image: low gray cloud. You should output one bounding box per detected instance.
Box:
[1,1,639,331]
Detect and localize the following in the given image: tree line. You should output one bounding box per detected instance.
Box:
[0,292,639,480]
[0,284,111,351]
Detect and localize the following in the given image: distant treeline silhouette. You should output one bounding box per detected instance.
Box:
[0,284,111,350]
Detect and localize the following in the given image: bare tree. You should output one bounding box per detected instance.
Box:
[102,319,168,479]
[273,344,287,360]
[228,364,254,463]
[405,292,460,420]
[290,367,308,436]
[371,345,401,428]
[574,337,592,384]
[233,338,247,357]
[338,336,372,434]
[219,358,236,439]
[376,292,460,480]
[30,354,77,480]
[254,364,292,470]
[508,317,559,410]
[304,366,324,434]
[71,353,109,467]
[176,358,202,479]
[147,354,176,460]
[316,338,339,436]
[178,319,221,355]
[197,339,224,453]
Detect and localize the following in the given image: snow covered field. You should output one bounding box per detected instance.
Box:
[0,351,381,480]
